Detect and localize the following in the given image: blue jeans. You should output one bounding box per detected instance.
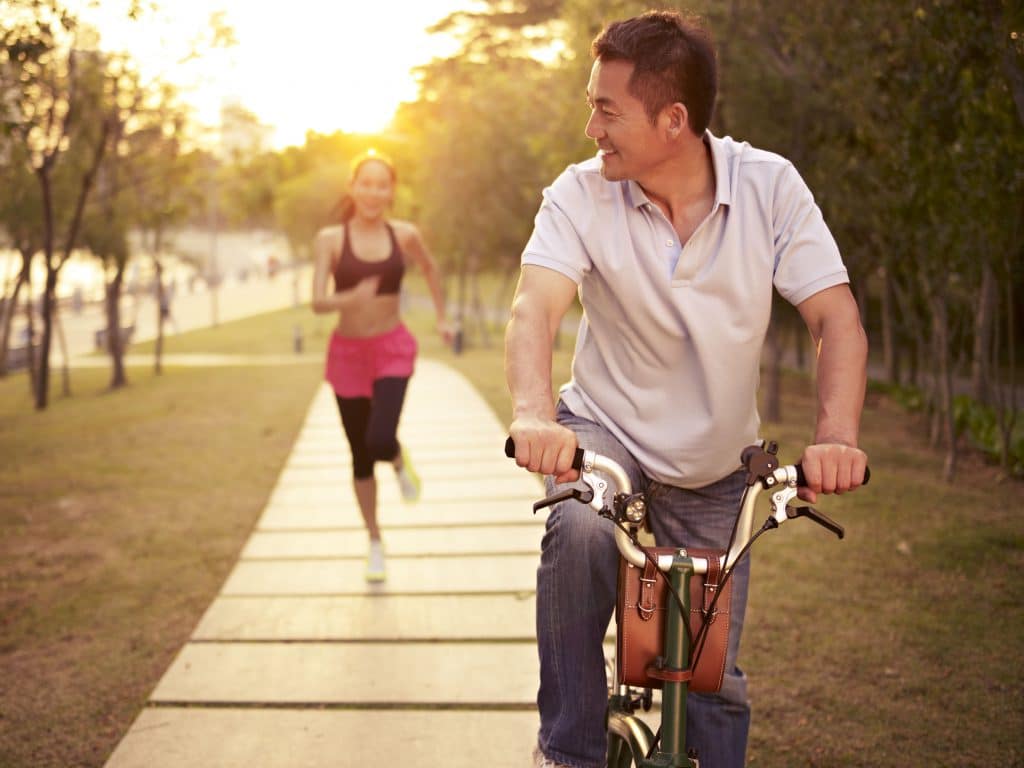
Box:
[536,401,751,768]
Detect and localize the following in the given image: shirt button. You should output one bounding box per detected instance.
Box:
[666,239,675,247]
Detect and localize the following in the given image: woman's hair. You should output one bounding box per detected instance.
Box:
[337,149,398,223]
[591,10,717,135]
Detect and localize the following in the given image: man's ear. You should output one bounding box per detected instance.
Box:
[662,102,689,139]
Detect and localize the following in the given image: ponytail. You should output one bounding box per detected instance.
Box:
[336,194,356,223]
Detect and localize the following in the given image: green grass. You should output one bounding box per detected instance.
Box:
[1,297,1021,767]
[0,317,325,768]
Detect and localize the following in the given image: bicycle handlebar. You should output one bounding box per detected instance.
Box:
[505,437,868,575]
[504,436,585,470]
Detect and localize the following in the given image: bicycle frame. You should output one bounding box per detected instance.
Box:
[568,444,840,767]
[511,438,853,767]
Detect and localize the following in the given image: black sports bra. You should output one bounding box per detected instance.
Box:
[333,222,405,295]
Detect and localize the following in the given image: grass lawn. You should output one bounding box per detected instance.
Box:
[1,299,1021,767]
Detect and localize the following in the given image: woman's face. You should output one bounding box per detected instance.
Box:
[350,160,395,220]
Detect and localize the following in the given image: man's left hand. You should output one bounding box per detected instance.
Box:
[797,443,868,503]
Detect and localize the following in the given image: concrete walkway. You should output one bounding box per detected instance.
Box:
[103,358,549,767]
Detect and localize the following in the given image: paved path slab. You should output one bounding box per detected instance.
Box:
[105,709,541,768]
[241,524,543,558]
[257,497,545,530]
[193,594,538,641]
[104,359,559,768]
[221,554,539,596]
[152,642,539,705]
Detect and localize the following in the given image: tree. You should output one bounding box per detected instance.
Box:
[0,140,42,378]
[2,2,124,408]
[119,85,198,375]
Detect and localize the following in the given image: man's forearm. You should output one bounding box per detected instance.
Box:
[505,304,557,421]
[813,317,868,446]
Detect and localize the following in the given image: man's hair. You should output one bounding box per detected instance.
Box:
[591,10,717,134]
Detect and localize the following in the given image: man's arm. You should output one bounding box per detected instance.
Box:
[505,265,580,483]
[795,283,870,501]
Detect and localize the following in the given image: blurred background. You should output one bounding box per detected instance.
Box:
[2,0,1022,466]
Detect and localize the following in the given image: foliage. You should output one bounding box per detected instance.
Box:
[953,393,1024,476]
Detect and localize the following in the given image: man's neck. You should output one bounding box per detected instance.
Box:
[638,134,714,223]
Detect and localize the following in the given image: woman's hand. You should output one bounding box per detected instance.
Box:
[349,276,381,303]
[436,318,455,347]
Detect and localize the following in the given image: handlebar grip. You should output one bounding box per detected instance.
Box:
[793,463,871,487]
[504,436,585,470]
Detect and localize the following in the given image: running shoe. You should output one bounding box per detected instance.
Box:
[395,446,421,503]
[365,539,386,582]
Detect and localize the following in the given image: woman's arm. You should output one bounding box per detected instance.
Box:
[399,222,452,341]
[311,227,379,314]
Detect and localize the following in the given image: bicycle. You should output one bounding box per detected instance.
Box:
[507,437,866,767]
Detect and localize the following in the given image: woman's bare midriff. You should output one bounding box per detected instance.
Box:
[335,294,402,338]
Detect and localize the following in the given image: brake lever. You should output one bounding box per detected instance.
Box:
[532,486,595,514]
[767,483,845,539]
[504,436,607,514]
[786,504,845,539]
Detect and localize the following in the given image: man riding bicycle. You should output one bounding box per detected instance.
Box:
[504,10,869,768]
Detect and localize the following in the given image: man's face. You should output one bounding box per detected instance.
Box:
[585,58,664,181]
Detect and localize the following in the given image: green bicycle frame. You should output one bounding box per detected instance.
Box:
[607,554,698,768]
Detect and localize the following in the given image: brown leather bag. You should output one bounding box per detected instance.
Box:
[616,547,732,693]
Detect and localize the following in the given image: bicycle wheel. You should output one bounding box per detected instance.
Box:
[606,710,654,767]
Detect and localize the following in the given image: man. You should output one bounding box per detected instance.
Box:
[505,10,869,768]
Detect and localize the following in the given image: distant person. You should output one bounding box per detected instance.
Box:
[312,149,452,581]
[159,279,177,333]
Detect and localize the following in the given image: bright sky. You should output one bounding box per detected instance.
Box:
[75,0,477,148]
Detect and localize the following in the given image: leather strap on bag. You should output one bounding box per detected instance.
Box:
[616,546,733,693]
[638,558,658,620]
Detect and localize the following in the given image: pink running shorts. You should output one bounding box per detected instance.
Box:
[325,323,418,398]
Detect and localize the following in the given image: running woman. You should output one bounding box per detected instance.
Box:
[312,150,452,581]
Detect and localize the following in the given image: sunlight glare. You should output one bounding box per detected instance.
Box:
[75,0,476,147]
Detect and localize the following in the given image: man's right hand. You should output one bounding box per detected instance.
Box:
[508,417,580,484]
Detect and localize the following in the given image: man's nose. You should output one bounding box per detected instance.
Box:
[584,112,603,140]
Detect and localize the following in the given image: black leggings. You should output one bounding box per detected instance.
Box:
[335,377,410,479]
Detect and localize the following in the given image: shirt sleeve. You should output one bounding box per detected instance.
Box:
[521,168,593,285]
[771,161,849,306]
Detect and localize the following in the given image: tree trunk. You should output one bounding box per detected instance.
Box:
[994,259,1019,471]
[469,261,490,348]
[0,266,27,377]
[24,285,38,396]
[881,270,898,384]
[34,267,58,410]
[929,293,958,480]
[106,267,127,389]
[53,303,71,397]
[970,262,996,404]
[153,228,166,375]
[154,259,165,376]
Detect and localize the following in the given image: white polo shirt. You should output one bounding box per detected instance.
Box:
[522,132,848,488]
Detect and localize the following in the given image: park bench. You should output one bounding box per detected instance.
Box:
[94,324,135,351]
[6,343,36,371]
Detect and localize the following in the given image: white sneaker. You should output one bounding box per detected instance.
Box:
[365,540,386,582]
[532,745,573,768]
